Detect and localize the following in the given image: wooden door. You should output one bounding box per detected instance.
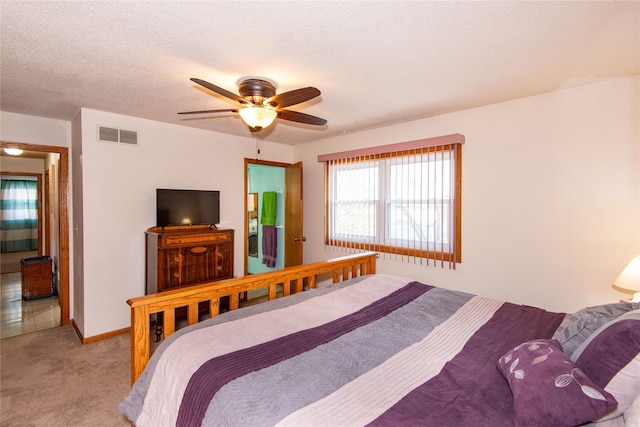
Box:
[284,162,303,267]
[44,168,51,256]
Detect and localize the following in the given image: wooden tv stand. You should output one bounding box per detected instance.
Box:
[145,225,234,295]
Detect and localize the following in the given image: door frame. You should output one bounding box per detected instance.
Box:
[244,158,303,275]
[0,141,71,326]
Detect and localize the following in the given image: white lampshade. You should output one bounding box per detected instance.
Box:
[3,148,23,156]
[613,256,640,302]
[239,107,277,130]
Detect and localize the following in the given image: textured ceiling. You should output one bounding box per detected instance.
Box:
[1,1,639,145]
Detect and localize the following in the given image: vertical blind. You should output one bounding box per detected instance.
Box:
[319,134,464,268]
[1,178,39,252]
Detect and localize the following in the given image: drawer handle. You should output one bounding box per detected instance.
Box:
[217,266,223,271]
[218,252,223,258]
[174,257,180,263]
[174,272,179,278]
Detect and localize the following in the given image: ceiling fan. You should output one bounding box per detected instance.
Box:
[178,78,327,132]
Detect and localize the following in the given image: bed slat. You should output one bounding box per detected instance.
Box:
[188,303,198,325]
[163,310,175,337]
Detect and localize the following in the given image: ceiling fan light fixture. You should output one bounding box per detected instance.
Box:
[239,107,277,130]
[3,148,23,156]
[181,78,325,129]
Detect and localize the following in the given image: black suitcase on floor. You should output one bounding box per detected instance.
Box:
[21,256,54,300]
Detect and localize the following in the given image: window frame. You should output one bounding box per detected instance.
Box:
[324,142,462,264]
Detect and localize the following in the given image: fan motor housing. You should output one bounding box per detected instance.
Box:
[238,79,276,103]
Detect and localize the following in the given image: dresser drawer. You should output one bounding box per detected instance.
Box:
[159,230,232,247]
[162,245,224,270]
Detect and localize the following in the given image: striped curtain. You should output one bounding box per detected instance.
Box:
[1,179,38,252]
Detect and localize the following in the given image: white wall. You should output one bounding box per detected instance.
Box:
[0,156,44,174]
[0,112,71,147]
[71,113,84,332]
[296,76,640,314]
[77,109,293,337]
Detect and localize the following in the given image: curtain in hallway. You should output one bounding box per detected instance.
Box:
[1,179,38,252]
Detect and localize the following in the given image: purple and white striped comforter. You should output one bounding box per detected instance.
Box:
[120,274,564,426]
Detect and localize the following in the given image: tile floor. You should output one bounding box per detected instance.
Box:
[0,272,60,339]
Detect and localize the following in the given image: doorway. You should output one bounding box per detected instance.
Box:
[0,173,45,337]
[244,159,304,276]
[0,141,70,338]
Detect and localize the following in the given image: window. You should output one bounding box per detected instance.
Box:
[320,134,463,267]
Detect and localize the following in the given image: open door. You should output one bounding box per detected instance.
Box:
[245,159,304,274]
[284,162,303,267]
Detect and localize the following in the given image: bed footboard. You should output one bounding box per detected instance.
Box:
[127,251,377,384]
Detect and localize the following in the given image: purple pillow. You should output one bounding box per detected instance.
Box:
[552,302,639,357]
[497,339,617,426]
[572,309,640,420]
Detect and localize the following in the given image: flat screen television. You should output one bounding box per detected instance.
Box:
[156,189,220,227]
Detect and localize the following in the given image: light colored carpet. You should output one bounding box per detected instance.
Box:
[0,288,285,426]
[0,325,131,426]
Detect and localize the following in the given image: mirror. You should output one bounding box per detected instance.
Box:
[248,193,258,257]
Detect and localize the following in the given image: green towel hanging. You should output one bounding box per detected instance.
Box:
[261,191,277,226]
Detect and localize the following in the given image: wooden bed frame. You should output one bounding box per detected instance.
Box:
[127,251,377,384]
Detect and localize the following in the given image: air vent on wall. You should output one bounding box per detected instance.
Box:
[98,126,139,145]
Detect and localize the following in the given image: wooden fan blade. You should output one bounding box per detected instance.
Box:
[178,109,238,115]
[266,87,320,109]
[277,109,327,126]
[190,78,246,104]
